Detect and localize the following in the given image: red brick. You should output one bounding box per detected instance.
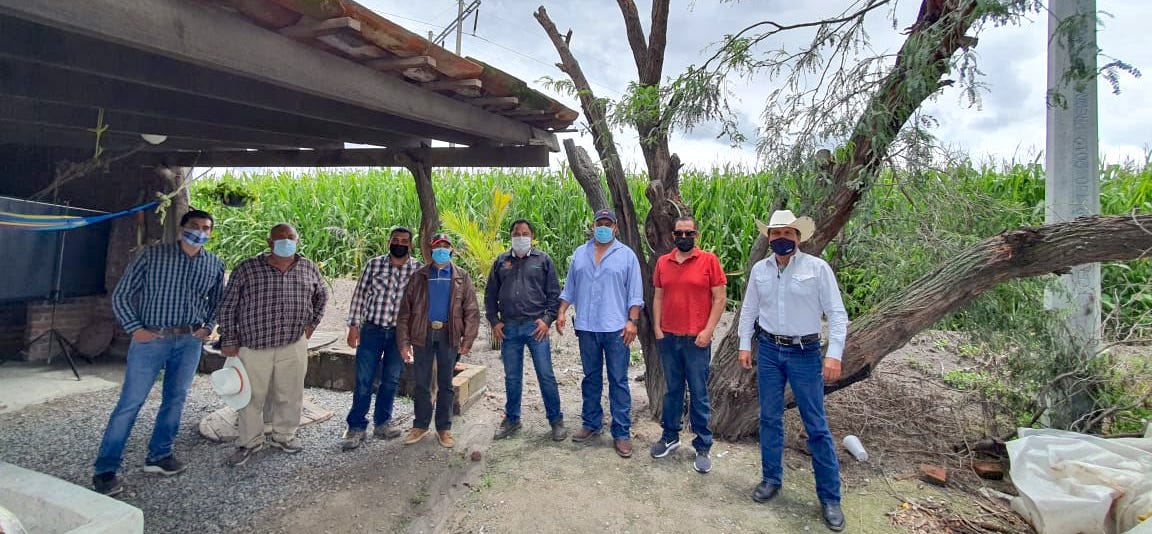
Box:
[919,464,948,486]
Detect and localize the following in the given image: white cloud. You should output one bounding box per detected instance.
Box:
[359,0,1152,168]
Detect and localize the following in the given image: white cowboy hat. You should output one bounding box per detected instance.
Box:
[755,209,816,243]
[210,357,251,411]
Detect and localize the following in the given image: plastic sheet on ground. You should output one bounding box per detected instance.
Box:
[1007,428,1152,534]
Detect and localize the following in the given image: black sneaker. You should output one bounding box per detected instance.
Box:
[142,455,187,476]
[649,438,680,458]
[92,472,123,496]
[494,418,522,440]
[693,451,712,473]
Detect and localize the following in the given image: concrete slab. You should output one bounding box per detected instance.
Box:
[0,362,119,415]
[0,461,143,534]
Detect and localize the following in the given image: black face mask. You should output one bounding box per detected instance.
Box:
[673,236,695,252]
[389,244,409,258]
[770,238,796,256]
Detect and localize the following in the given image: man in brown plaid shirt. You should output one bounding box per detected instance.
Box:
[218,223,328,467]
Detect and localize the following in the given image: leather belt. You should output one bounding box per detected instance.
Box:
[429,321,446,330]
[760,332,820,346]
[147,325,200,336]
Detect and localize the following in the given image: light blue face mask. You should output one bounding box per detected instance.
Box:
[593,226,614,244]
[181,229,210,247]
[432,247,452,265]
[272,239,297,257]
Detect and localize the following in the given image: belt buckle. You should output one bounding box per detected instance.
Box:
[430,321,445,330]
[792,336,802,345]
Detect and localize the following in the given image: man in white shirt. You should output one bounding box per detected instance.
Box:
[737,210,849,532]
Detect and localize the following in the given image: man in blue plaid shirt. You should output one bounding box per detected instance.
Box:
[340,227,422,451]
[93,209,224,496]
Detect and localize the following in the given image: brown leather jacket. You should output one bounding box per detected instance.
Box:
[396,263,479,350]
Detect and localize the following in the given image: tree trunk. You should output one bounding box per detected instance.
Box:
[562,139,608,214]
[709,0,986,437]
[534,7,643,257]
[537,3,685,418]
[708,214,1152,439]
[400,152,438,264]
[804,0,980,255]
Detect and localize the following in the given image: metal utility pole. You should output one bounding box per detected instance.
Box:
[1045,0,1101,428]
[432,0,480,49]
[455,0,464,54]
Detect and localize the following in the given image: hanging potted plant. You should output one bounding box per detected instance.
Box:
[207,181,255,208]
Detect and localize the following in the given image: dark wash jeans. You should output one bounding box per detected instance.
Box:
[659,334,713,452]
[413,328,457,431]
[345,322,405,431]
[575,329,631,439]
[94,334,202,475]
[500,320,563,423]
[756,334,841,505]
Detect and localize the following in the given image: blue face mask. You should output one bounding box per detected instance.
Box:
[181,229,210,247]
[593,226,614,244]
[272,239,297,257]
[431,247,452,265]
[770,238,796,256]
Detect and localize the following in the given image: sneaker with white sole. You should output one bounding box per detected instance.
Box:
[142,455,187,476]
[693,451,712,474]
[649,438,681,458]
[269,437,303,453]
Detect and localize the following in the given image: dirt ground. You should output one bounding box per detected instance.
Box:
[275,279,1029,534]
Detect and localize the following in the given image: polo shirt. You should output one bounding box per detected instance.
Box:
[653,247,727,335]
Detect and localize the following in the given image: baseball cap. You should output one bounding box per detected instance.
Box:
[593,209,617,223]
[430,233,453,247]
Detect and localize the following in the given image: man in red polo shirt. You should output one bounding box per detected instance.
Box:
[649,215,727,473]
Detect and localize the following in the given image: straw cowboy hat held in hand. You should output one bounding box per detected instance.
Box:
[755,210,816,243]
[210,357,251,411]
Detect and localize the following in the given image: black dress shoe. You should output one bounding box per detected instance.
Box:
[821,502,845,531]
[751,482,781,503]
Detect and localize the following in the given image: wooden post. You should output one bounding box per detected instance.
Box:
[400,152,438,264]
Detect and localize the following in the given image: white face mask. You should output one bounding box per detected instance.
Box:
[510,236,532,255]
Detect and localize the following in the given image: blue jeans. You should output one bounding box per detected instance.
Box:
[575,330,631,439]
[345,323,405,431]
[756,335,841,504]
[94,333,202,475]
[659,335,713,452]
[500,321,562,424]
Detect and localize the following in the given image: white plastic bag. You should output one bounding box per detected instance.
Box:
[1007,428,1152,534]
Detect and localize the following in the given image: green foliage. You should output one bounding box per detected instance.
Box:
[190,159,1151,338]
[441,190,512,283]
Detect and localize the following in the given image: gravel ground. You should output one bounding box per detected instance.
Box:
[0,374,413,533]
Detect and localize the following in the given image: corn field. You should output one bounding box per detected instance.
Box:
[189,160,1152,337]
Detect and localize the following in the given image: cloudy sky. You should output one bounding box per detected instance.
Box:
[355,0,1151,171]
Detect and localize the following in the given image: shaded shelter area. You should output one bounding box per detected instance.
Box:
[0,0,576,363]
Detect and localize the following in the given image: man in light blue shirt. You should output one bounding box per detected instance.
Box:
[556,209,644,458]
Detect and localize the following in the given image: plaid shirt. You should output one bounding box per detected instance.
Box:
[111,243,225,334]
[347,255,422,327]
[217,253,328,350]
